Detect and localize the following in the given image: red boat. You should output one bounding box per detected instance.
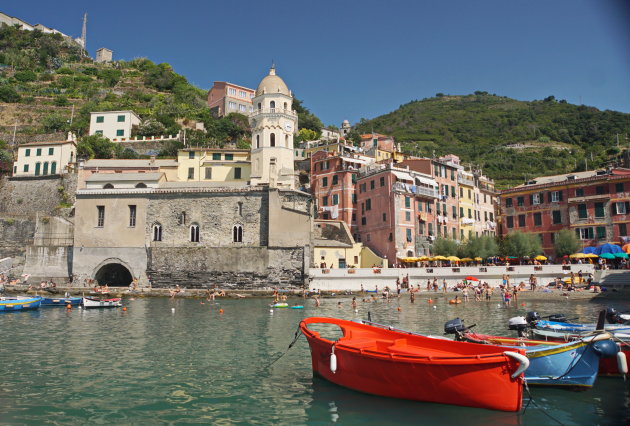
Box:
[300,317,528,412]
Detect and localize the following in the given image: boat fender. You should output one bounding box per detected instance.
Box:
[330,346,337,374]
[617,351,628,376]
[504,351,529,379]
[592,339,619,358]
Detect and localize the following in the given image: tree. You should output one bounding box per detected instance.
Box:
[501,231,542,258]
[459,235,499,259]
[297,128,319,142]
[347,129,362,146]
[553,229,580,258]
[76,134,119,159]
[0,85,21,102]
[42,113,67,132]
[432,237,458,256]
[135,118,167,137]
[292,97,323,133]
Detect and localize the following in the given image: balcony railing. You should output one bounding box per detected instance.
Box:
[457,176,475,186]
[250,108,297,118]
[392,182,438,198]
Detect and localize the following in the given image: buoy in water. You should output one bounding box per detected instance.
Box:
[270,309,274,313]
[397,307,401,311]
[171,308,175,313]
[433,305,437,309]
[427,299,433,304]
[521,303,526,307]
[122,307,127,311]
[66,304,72,310]
[219,308,224,314]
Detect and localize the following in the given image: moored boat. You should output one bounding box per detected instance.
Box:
[41,297,82,306]
[82,297,122,308]
[299,317,528,412]
[0,296,42,311]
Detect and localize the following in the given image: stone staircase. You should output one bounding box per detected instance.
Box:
[598,270,630,289]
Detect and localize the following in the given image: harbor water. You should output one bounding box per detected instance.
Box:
[1,294,629,424]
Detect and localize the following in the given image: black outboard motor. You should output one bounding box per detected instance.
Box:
[508,316,529,337]
[525,311,540,325]
[547,314,567,323]
[444,318,467,340]
[606,307,622,324]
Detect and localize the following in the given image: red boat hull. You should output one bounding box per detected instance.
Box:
[301,317,525,412]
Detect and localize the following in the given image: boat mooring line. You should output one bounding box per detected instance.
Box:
[264,324,303,369]
[522,380,565,425]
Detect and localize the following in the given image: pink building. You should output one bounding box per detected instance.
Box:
[355,163,438,264]
[207,82,255,117]
[310,151,370,235]
[359,133,396,153]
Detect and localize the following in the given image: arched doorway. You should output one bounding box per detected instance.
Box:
[94,263,133,287]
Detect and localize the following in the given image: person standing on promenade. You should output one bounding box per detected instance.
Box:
[442,279,447,293]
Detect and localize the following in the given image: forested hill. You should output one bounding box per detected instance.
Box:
[353,93,630,188]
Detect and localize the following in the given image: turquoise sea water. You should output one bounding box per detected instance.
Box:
[1,295,628,425]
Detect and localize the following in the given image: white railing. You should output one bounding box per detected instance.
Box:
[250,108,297,117]
[393,182,438,198]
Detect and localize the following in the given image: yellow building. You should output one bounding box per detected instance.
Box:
[458,170,476,240]
[313,220,386,268]
[177,148,251,183]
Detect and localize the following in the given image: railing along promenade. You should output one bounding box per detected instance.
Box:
[309,264,595,291]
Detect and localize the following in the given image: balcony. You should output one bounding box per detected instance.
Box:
[249,108,297,119]
[458,176,475,187]
[392,182,438,199]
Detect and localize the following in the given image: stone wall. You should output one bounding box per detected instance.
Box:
[118,140,170,156]
[147,246,307,288]
[0,174,77,216]
[0,218,35,273]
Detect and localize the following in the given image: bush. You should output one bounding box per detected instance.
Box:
[42,113,67,132]
[56,67,74,75]
[14,70,37,82]
[54,95,70,106]
[0,85,21,102]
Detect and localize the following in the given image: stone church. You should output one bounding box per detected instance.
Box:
[72,67,314,288]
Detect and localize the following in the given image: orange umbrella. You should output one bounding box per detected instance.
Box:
[623,243,630,254]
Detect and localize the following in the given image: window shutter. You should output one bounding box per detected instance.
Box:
[588,227,594,239]
[547,192,552,202]
[559,191,563,201]
[529,194,533,205]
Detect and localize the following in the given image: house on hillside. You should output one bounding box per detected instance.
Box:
[89,111,141,141]
[12,133,76,177]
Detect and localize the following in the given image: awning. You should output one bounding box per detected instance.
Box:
[391,170,413,181]
[414,175,438,187]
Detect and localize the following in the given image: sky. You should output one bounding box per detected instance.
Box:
[5,0,630,127]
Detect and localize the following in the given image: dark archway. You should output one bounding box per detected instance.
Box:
[94,263,133,286]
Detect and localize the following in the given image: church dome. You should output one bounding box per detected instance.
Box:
[255,65,290,97]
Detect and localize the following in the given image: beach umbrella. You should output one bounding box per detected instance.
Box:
[614,252,629,259]
[534,255,547,261]
[432,255,447,261]
[584,253,599,258]
[399,257,416,263]
[594,243,623,255]
[460,257,473,262]
[599,253,616,260]
[569,253,587,259]
[417,256,430,261]
[581,246,597,254]
[623,244,630,254]
[465,276,480,281]
[473,257,483,261]
[446,256,460,262]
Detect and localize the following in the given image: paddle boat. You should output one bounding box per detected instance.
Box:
[82,297,122,308]
[445,317,621,388]
[271,302,289,308]
[529,309,630,334]
[0,295,42,311]
[300,317,529,412]
[41,296,82,306]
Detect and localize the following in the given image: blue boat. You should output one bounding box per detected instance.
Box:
[462,331,619,387]
[534,319,630,334]
[41,297,82,306]
[443,318,621,388]
[0,296,43,312]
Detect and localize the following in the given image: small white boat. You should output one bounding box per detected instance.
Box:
[82,297,122,308]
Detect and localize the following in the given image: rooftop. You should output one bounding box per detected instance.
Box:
[83,159,178,168]
[19,140,76,147]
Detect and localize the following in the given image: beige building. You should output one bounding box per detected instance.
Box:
[78,158,178,189]
[12,135,76,177]
[249,65,298,189]
[176,148,251,183]
[89,111,141,141]
[95,48,113,63]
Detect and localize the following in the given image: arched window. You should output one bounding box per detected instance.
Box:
[35,162,41,176]
[233,224,243,242]
[270,133,275,147]
[42,162,49,175]
[237,202,243,216]
[135,182,147,188]
[257,102,261,110]
[179,212,186,225]
[285,134,289,147]
[270,100,275,109]
[50,161,57,175]
[152,223,162,241]
[190,224,200,242]
[283,102,287,110]
[103,183,114,189]
[256,135,260,149]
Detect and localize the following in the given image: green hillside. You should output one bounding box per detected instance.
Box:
[0,24,322,160]
[353,92,630,188]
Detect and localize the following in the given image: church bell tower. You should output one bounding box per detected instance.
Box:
[249,65,297,189]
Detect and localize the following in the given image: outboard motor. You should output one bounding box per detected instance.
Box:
[525,311,540,325]
[444,318,466,340]
[548,314,567,323]
[508,316,529,337]
[606,307,622,324]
